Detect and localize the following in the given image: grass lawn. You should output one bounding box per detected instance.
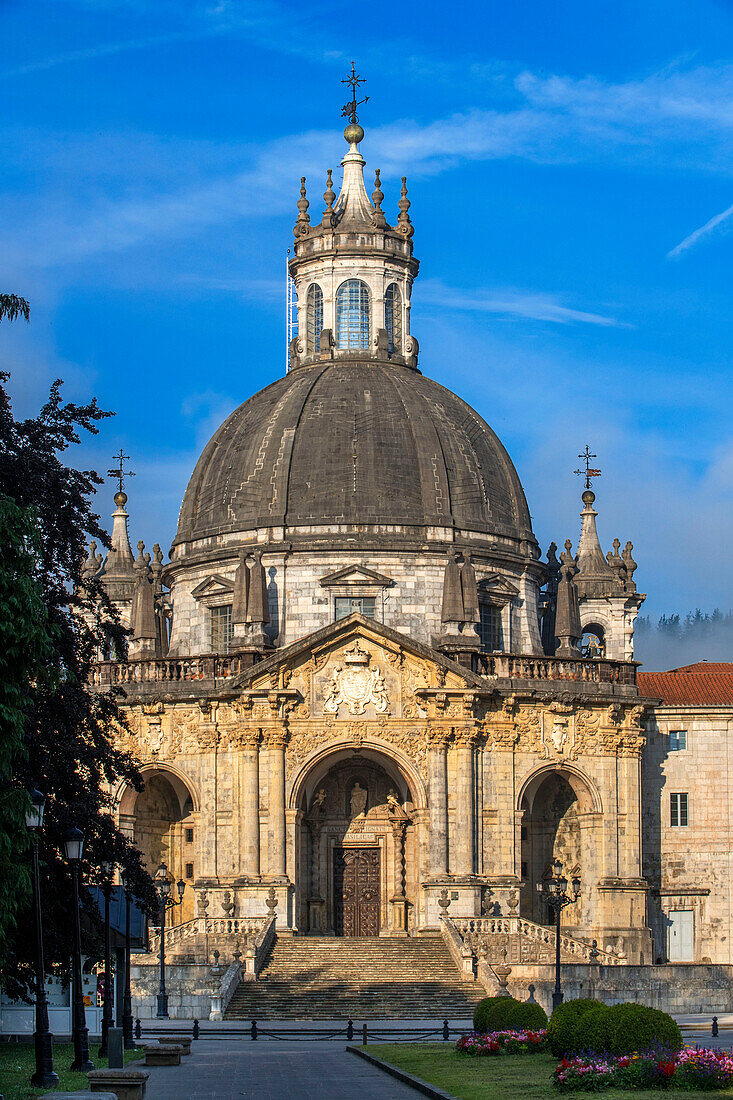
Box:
[0,1042,141,1100]
[366,1044,733,1100]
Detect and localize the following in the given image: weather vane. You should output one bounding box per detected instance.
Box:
[574,445,602,491]
[341,61,368,124]
[108,449,135,494]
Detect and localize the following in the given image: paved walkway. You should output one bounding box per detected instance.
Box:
[143,1039,422,1100]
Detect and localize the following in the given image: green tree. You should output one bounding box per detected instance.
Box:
[0,302,155,992]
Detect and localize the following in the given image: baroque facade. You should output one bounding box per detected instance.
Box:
[84,96,703,980]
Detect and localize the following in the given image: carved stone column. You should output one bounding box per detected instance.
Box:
[390,820,408,932]
[237,730,261,879]
[307,817,325,932]
[427,729,449,877]
[266,726,288,880]
[453,728,476,876]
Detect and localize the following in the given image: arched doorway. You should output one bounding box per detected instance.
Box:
[295,749,418,936]
[118,767,197,924]
[519,767,599,932]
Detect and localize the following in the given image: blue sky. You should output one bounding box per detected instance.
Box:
[2,0,732,650]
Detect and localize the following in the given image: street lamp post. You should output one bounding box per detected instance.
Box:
[536,858,581,1011]
[63,826,94,1072]
[26,789,59,1089]
[98,862,114,1057]
[121,873,134,1049]
[154,863,185,1019]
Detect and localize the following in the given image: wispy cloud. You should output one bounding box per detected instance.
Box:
[1,31,201,77]
[419,279,624,327]
[667,201,733,258]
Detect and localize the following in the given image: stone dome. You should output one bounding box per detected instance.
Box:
[173,359,535,554]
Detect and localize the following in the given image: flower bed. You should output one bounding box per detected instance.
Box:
[554,1047,733,1091]
[456,1028,548,1056]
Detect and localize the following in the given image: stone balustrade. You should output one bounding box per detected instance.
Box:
[446,915,623,966]
[146,915,270,957]
[91,649,636,696]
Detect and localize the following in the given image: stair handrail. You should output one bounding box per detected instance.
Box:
[209,961,241,1021]
[242,913,277,981]
[146,915,270,956]
[439,915,475,980]
[446,915,622,966]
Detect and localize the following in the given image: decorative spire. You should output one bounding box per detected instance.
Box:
[371,169,387,229]
[321,169,336,229]
[293,176,310,239]
[231,551,250,626]
[81,539,103,584]
[397,177,414,238]
[340,60,368,145]
[440,548,464,626]
[150,542,168,657]
[246,550,270,627]
[459,552,480,624]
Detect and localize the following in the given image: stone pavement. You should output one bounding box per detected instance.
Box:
[142,1039,422,1100]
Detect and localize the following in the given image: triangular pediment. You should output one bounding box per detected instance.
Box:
[191,574,235,599]
[219,613,491,699]
[478,574,520,598]
[319,565,394,588]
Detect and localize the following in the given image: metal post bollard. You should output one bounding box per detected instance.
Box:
[443,1019,449,1040]
[134,1019,141,1040]
[347,1019,354,1040]
[193,1019,200,1040]
[362,1022,368,1046]
[251,1019,258,1041]
[713,1016,719,1037]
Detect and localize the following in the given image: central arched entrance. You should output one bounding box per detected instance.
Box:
[518,765,601,934]
[294,748,418,936]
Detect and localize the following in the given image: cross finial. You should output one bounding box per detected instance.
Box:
[340,61,369,124]
[108,449,135,494]
[574,445,602,491]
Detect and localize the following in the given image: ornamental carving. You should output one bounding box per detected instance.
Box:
[572,709,600,758]
[323,642,389,716]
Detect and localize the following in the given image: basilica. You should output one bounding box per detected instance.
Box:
[83,89,731,1017]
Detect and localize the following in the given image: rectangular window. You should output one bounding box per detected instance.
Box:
[478,602,503,651]
[185,863,194,880]
[185,828,194,843]
[334,596,376,621]
[670,792,689,827]
[669,729,687,751]
[210,605,232,653]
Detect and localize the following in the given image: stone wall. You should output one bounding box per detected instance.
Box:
[504,962,733,1017]
[642,707,733,965]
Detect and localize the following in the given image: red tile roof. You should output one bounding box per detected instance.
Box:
[638,662,733,706]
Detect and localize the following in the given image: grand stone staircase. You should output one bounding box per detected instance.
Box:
[224,935,486,1020]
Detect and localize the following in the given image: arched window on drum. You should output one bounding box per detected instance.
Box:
[384,283,402,353]
[580,624,606,659]
[306,283,323,353]
[336,279,370,349]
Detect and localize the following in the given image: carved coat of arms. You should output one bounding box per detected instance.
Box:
[323,642,389,716]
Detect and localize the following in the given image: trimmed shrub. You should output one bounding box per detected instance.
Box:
[576,1004,613,1055]
[548,998,606,1057]
[501,999,547,1031]
[473,995,515,1033]
[606,1003,682,1056]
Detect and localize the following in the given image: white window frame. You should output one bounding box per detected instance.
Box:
[669,729,687,752]
[670,792,689,828]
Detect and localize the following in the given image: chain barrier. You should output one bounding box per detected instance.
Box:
[137,1017,464,1043]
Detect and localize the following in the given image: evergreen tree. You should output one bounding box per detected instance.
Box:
[0,317,155,993]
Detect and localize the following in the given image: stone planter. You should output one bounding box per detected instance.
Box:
[158,1035,192,1054]
[144,1043,182,1066]
[86,1068,150,1100]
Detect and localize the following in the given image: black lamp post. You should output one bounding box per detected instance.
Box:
[63,825,94,1072]
[26,789,59,1088]
[121,872,134,1049]
[536,857,581,1010]
[154,862,185,1019]
[98,861,114,1057]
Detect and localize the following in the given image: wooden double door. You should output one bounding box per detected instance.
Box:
[333,847,380,936]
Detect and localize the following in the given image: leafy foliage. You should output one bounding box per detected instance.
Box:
[0,295,30,323]
[0,364,156,994]
[570,1002,682,1057]
[548,998,606,1058]
[474,995,547,1034]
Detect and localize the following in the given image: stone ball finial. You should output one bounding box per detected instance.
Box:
[344,122,364,145]
[114,490,127,508]
[582,489,595,506]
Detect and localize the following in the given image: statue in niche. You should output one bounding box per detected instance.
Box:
[350,781,368,818]
[312,788,327,811]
